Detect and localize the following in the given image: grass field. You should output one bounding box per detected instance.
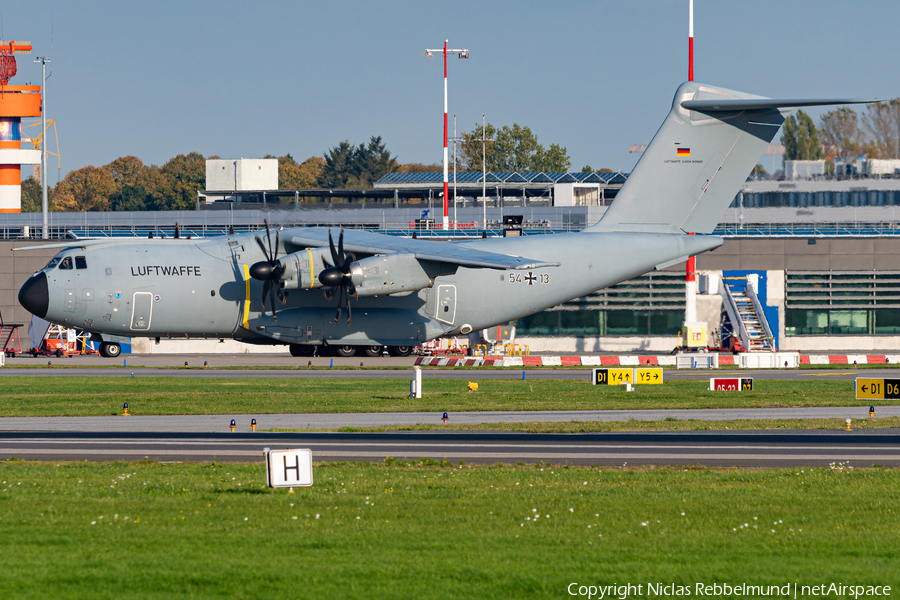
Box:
[1,460,897,599]
[0,377,869,418]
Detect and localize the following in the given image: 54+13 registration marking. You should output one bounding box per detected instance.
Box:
[509,271,550,285]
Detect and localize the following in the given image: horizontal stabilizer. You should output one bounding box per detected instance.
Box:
[682,98,877,112]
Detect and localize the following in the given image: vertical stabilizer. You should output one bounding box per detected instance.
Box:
[586,83,872,235]
[588,82,782,234]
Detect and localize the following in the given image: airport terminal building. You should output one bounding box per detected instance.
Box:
[3,171,900,354]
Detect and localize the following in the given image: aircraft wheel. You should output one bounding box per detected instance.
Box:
[388,346,412,357]
[99,342,121,358]
[289,344,315,358]
[334,345,357,358]
[363,345,384,358]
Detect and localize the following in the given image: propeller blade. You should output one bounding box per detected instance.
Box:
[276,287,286,304]
[334,286,344,324]
[269,283,278,321]
[323,288,334,301]
[273,229,280,263]
[337,229,345,265]
[346,295,351,325]
[261,279,271,315]
[264,219,273,260]
[328,229,340,267]
[255,236,270,263]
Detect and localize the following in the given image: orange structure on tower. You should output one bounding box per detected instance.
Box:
[0,40,42,213]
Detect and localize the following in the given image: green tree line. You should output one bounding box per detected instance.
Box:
[782,98,900,164]
[20,123,576,212]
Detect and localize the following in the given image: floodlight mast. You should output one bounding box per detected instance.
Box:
[33,56,50,239]
[423,40,468,231]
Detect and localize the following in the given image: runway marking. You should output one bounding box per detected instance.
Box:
[3,440,899,452]
[1,448,898,462]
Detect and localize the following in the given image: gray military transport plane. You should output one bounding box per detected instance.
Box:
[17,82,872,358]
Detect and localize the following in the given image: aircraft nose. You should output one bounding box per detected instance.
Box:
[18,271,49,319]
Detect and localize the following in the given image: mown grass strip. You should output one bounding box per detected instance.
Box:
[0,377,871,417]
[0,460,897,599]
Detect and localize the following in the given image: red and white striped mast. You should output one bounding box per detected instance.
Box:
[424,40,469,231]
[685,0,699,333]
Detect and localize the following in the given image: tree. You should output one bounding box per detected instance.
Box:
[782,110,823,161]
[819,108,860,163]
[459,122,571,172]
[861,99,900,159]
[150,152,206,210]
[20,176,43,212]
[752,164,768,176]
[317,137,398,189]
[109,185,149,211]
[277,154,302,190]
[297,156,325,188]
[399,162,441,173]
[105,156,146,188]
[52,166,117,211]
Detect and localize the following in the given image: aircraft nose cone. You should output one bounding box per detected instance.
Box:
[18,271,49,319]
[318,267,343,287]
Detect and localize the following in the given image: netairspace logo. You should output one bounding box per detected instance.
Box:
[566,582,892,599]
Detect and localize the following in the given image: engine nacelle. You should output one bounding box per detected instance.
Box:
[278,247,332,290]
[349,254,432,297]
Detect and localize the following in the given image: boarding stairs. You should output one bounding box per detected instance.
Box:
[720,277,775,352]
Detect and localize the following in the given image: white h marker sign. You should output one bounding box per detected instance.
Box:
[266,449,313,488]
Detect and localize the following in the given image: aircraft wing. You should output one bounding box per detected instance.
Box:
[290,229,559,270]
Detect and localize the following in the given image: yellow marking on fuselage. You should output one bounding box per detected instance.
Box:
[306,248,315,288]
[242,264,250,329]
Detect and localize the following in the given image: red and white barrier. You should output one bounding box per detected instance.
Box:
[414,353,900,367]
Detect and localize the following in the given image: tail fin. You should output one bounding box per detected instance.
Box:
[586,82,873,234]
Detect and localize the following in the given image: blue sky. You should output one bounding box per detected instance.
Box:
[6,0,900,181]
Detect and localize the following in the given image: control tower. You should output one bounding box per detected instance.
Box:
[0,40,41,213]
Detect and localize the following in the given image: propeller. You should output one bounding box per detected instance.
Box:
[249,219,286,320]
[318,228,356,324]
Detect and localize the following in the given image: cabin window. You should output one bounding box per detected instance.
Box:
[59,257,74,270]
[44,257,61,269]
[75,256,87,270]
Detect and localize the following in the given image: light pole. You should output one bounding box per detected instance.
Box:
[33,56,50,239]
[423,40,468,231]
[449,115,464,231]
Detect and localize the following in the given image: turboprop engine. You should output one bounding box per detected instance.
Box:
[346,253,434,297]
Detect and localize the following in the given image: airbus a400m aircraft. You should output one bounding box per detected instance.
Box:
[17,82,870,358]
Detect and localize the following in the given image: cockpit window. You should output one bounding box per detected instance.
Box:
[59,257,74,270]
[75,256,87,270]
[44,257,61,270]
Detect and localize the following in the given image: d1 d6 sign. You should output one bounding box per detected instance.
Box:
[856,378,900,400]
[266,449,313,488]
[592,368,633,385]
[710,377,753,391]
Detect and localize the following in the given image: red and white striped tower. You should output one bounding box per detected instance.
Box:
[0,40,41,214]
[685,0,698,326]
[424,41,468,230]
